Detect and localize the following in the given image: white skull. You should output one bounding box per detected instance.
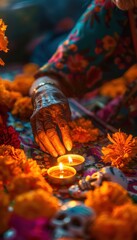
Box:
[51,200,96,239]
[86,166,128,189]
[99,166,128,189]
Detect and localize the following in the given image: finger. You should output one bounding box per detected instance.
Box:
[45,127,66,156]
[36,120,58,157]
[57,118,73,151]
[35,135,49,153]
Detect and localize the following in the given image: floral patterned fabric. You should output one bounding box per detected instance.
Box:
[37,0,136,97]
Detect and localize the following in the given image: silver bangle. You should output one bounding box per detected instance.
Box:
[29,76,59,96]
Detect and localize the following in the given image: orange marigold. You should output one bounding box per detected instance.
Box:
[12,74,35,96]
[0,78,13,91]
[8,173,53,199]
[22,63,39,74]
[0,83,22,110]
[90,213,133,240]
[0,19,8,66]
[99,78,127,98]
[13,189,60,220]
[69,118,99,143]
[22,158,43,175]
[101,131,137,170]
[12,97,33,120]
[85,181,131,215]
[0,144,27,166]
[113,203,137,237]
[0,155,22,183]
[0,192,11,234]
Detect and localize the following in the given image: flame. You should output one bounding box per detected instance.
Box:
[59,174,64,179]
[59,162,64,171]
[68,155,73,163]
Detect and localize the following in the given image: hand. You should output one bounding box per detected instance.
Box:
[30,83,73,157]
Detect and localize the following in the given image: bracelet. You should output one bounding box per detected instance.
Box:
[29,76,59,97]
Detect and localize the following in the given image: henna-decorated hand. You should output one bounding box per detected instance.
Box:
[30,83,73,157]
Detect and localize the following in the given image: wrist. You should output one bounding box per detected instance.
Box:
[29,76,60,97]
[31,82,68,110]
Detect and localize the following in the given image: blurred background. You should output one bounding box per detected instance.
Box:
[0,0,88,66]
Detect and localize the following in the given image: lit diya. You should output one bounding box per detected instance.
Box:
[57,154,85,171]
[47,163,76,185]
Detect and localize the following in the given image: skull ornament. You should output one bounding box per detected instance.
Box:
[51,200,96,239]
[69,166,128,199]
[79,166,128,190]
[99,166,128,189]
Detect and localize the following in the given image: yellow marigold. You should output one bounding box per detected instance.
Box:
[14,189,60,220]
[0,145,27,166]
[85,182,131,215]
[0,155,22,183]
[12,97,33,121]
[99,78,127,98]
[12,74,35,96]
[69,118,99,143]
[0,19,8,66]
[22,158,43,175]
[90,213,133,240]
[8,173,53,199]
[0,83,22,110]
[113,203,137,236]
[0,192,11,234]
[101,131,137,170]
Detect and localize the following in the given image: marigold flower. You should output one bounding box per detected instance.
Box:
[13,74,35,96]
[69,118,94,129]
[113,203,137,236]
[0,19,8,66]
[11,96,33,120]
[14,189,60,220]
[71,126,99,143]
[0,144,27,166]
[22,63,39,74]
[8,173,53,199]
[90,213,133,240]
[101,131,137,170]
[123,64,137,84]
[69,118,99,143]
[0,83,22,110]
[85,182,131,215]
[99,78,127,98]
[0,155,22,183]
[0,78,13,91]
[0,192,11,234]
[22,158,43,175]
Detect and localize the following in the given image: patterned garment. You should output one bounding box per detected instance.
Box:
[37,0,137,97]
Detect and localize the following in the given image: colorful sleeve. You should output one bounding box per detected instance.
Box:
[36,0,131,97]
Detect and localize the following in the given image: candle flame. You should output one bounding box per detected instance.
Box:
[59,162,64,171]
[68,156,73,163]
[60,174,64,179]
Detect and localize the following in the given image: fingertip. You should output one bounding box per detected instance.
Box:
[58,148,66,156]
[65,140,73,152]
[52,151,58,158]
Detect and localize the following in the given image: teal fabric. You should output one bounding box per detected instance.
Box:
[38,0,136,96]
